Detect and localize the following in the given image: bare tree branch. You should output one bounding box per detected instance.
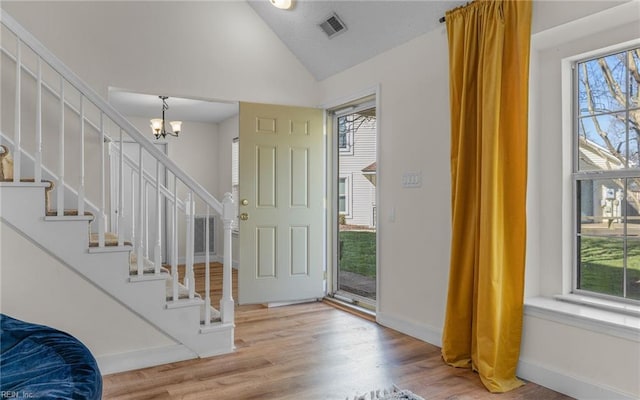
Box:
[598,58,627,107]
[580,49,640,216]
[629,50,640,84]
[582,63,622,158]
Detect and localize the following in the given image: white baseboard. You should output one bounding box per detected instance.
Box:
[96,344,197,375]
[517,358,638,400]
[266,298,319,308]
[376,312,443,348]
[376,310,638,400]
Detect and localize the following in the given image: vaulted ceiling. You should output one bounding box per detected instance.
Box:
[248,0,465,81]
[111,0,465,123]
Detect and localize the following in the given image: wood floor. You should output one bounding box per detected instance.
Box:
[103,265,572,400]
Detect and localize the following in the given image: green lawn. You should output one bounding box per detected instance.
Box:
[339,231,376,277]
[337,232,640,301]
[579,236,640,300]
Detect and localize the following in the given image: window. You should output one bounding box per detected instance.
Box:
[231,137,239,231]
[338,176,349,215]
[337,115,352,153]
[574,46,640,302]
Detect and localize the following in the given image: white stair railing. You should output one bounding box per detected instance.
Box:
[13,38,21,182]
[1,10,234,329]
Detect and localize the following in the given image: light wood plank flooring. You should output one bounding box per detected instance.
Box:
[103,265,571,400]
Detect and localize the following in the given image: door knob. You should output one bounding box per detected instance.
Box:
[239,212,249,221]
[241,199,249,206]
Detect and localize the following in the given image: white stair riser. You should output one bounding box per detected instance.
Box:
[1,185,47,221]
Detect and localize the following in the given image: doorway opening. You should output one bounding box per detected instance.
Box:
[110,141,168,263]
[331,98,377,309]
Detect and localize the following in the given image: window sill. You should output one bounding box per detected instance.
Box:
[524,296,640,342]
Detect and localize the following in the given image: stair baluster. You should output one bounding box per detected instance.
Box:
[137,144,144,275]
[98,113,105,247]
[144,180,149,260]
[185,192,195,300]
[57,78,65,217]
[154,160,162,274]
[204,205,211,325]
[172,178,179,303]
[77,96,85,216]
[130,169,136,248]
[35,57,42,184]
[118,129,125,246]
[13,39,21,182]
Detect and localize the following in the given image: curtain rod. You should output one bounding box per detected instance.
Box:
[440,1,474,24]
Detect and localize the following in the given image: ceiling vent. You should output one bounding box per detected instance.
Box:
[319,13,347,39]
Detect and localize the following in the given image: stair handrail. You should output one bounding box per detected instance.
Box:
[0,9,222,215]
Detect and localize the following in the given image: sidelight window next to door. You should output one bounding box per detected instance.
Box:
[333,103,377,308]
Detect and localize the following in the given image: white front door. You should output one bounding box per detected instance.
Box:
[238,102,325,304]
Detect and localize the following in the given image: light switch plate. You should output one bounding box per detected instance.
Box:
[402,171,422,188]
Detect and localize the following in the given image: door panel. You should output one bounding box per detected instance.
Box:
[256,146,277,207]
[238,102,324,304]
[290,147,309,207]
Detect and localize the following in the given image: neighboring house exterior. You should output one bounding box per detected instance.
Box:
[578,137,640,227]
[339,112,376,228]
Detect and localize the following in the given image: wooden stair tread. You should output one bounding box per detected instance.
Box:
[89,232,132,247]
[46,209,94,217]
[129,253,169,275]
[165,277,202,301]
[0,178,54,190]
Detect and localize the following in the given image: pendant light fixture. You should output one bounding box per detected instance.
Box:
[150,96,182,139]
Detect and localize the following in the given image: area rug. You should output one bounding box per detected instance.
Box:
[347,385,425,400]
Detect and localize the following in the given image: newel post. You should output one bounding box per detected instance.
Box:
[221,192,235,324]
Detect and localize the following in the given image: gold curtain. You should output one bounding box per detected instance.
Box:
[441,0,532,393]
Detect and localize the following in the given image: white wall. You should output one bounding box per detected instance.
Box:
[319,1,639,398]
[523,2,640,398]
[321,22,453,345]
[0,1,320,108]
[0,221,177,370]
[126,117,220,206]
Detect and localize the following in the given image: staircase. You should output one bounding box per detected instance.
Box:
[0,10,235,364]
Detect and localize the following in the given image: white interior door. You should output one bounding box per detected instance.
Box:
[238,102,325,304]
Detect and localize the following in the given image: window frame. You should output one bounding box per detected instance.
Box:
[572,45,640,304]
[338,174,352,217]
[337,114,354,155]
